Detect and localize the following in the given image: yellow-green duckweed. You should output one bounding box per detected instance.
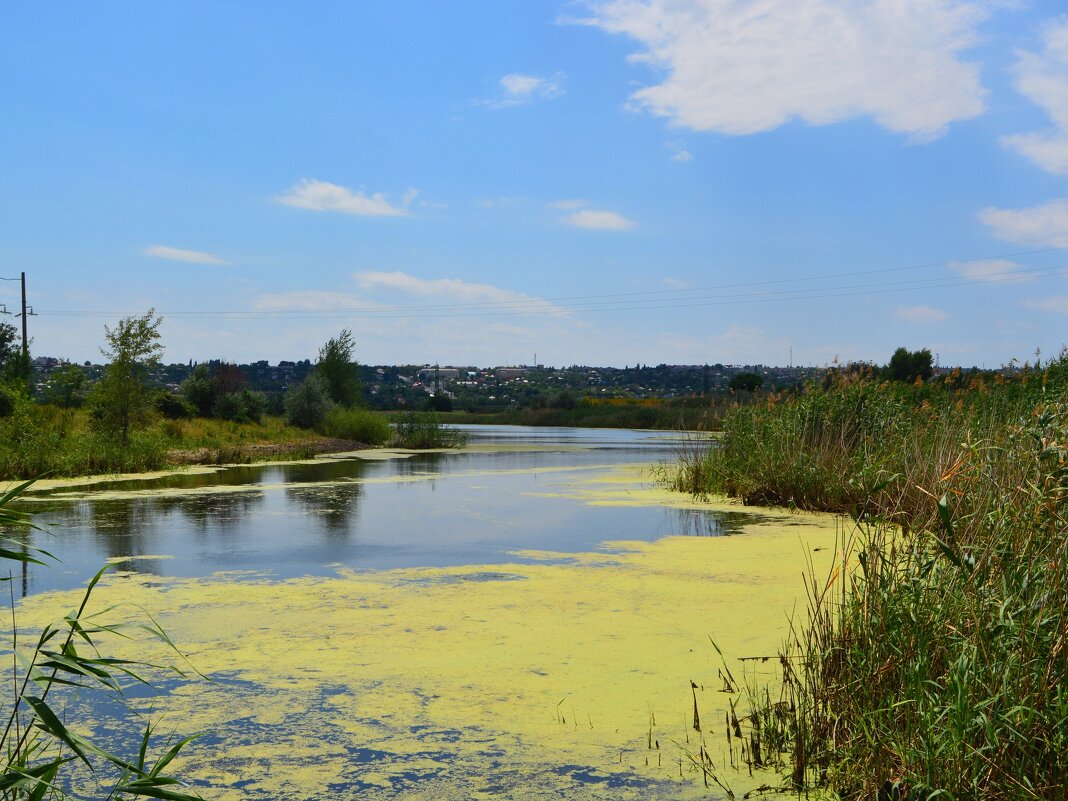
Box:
[15,478,839,800]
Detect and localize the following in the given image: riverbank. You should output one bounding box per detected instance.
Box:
[669,359,1068,798]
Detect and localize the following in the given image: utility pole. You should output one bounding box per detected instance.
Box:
[20,272,28,362]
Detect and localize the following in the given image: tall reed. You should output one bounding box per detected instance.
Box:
[676,357,1068,798]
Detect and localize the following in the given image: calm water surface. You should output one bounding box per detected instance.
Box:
[14,426,740,595]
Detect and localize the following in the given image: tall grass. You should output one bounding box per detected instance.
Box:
[390,413,468,449]
[674,358,1068,799]
[317,406,392,445]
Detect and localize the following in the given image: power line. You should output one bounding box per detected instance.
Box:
[34,261,1068,321]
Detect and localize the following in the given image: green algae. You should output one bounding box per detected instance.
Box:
[12,460,842,800]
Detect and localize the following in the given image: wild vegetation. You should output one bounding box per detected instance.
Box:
[0,481,200,799]
[673,350,1068,799]
[0,318,468,480]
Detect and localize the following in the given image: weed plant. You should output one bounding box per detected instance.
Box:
[678,357,1068,798]
[0,480,200,798]
[318,407,391,445]
[390,413,468,449]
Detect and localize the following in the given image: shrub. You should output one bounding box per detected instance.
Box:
[319,406,391,444]
[390,412,467,449]
[284,372,334,429]
[156,391,195,419]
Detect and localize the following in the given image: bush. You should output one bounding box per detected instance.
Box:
[319,406,391,444]
[284,373,334,429]
[390,412,467,449]
[156,391,195,419]
[0,385,15,418]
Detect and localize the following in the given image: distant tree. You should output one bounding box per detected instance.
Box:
[548,389,577,410]
[886,347,933,383]
[0,321,30,384]
[284,372,334,429]
[42,363,87,407]
[426,393,453,412]
[90,310,164,444]
[316,329,361,407]
[180,364,217,416]
[729,372,764,392]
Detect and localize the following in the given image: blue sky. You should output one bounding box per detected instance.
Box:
[3,1,1068,368]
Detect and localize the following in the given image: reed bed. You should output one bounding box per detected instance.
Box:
[674,358,1068,799]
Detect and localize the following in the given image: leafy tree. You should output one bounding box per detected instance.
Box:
[316,329,361,407]
[426,393,453,412]
[42,363,87,407]
[90,310,164,444]
[284,372,334,428]
[0,321,30,384]
[729,372,764,392]
[886,347,933,383]
[180,364,217,416]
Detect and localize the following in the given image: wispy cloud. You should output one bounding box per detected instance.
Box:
[253,291,375,312]
[547,198,588,210]
[1002,18,1068,175]
[896,305,948,323]
[574,0,988,140]
[564,209,635,231]
[481,72,566,108]
[949,259,1032,283]
[979,200,1068,248]
[1024,295,1068,314]
[353,271,569,316]
[143,245,230,265]
[666,141,692,162]
[276,179,412,217]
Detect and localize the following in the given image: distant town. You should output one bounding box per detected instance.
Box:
[30,356,827,412]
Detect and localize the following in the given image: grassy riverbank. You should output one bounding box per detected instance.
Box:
[672,358,1068,798]
[431,398,730,431]
[0,404,466,480]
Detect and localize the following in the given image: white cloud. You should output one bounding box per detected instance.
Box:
[948,258,1032,283]
[564,209,636,230]
[276,179,410,217]
[896,305,948,323]
[1002,18,1068,175]
[484,73,565,108]
[1024,295,1068,314]
[577,0,988,139]
[353,271,569,316]
[979,200,1068,248]
[667,141,692,162]
[143,245,230,265]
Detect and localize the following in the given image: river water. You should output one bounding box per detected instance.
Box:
[8,425,837,800]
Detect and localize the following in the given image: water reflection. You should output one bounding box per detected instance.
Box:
[10,426,753,595]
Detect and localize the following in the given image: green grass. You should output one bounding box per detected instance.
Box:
[389,412,468,449]
[673,358,1068,799]
[318,406,392,445]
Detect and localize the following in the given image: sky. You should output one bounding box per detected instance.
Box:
[3,1,1068,369]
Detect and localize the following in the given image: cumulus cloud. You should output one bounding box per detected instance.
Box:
[483,73,565,107]
[1002,18,1068,175]
[896,305,948,323]
[143,245,230,265]
[949,259,1032,283]
[276,179,411,217]
[979,200,1068,248]
[575,0,988,139]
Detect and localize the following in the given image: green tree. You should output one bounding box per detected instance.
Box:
[316,329,361,407]
[729,372,764,392]
[90,310,164,444]
[284,372,334,428]
[180,364,218,416]
[0,320,30,385]
[886,347,933,383]
[42,363,87,407]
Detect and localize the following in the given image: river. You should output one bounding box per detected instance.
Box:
[9,425,838,800]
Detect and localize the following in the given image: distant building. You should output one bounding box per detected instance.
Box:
[417,367,460,381]
[495,367,527,380]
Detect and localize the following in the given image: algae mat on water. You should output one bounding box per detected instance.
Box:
[14,483,839,800]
